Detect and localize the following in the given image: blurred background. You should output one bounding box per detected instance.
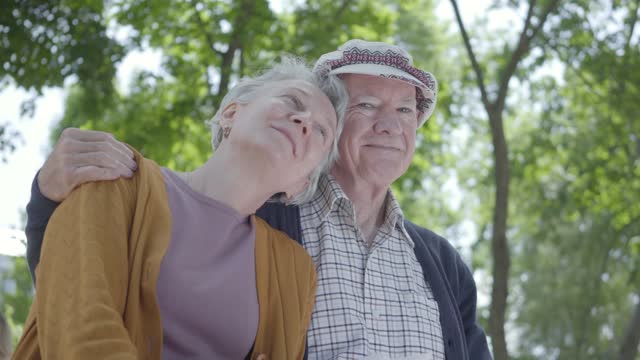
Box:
[0,0,639,358]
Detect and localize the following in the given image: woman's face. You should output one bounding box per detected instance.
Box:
[221,79,337,196]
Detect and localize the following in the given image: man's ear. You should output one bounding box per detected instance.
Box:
[219,102,238,128]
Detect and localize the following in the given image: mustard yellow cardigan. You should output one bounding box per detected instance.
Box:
[13,153,316,360]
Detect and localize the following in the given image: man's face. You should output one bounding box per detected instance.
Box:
[331,74,419,189]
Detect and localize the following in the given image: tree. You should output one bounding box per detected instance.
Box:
[0,257,34,348]
[0,125,22,163]
[50,0,403,171]
[449,0,562,357]
[0,0,124,158]
[508,1,640,357]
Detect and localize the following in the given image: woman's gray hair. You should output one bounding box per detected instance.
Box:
[207,55,347,205]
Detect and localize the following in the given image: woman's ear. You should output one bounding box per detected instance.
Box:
[219,102,238,128]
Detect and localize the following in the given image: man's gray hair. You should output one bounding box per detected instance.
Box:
[207,56,347,205]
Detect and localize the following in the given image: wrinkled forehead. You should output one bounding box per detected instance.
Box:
[342,74,417,103]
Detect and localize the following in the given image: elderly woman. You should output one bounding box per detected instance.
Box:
[13,57,346,360]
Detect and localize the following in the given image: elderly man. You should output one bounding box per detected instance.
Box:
[25,39,491,359]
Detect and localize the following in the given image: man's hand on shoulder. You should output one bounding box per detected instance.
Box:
[37,128,138,202]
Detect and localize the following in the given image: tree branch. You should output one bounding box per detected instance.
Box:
[495,0,560,112]
[526,0,558,42]
[322,0,354,37]
[623,0,639,54]
[334,0,353,20]
[546,41,608,99]
[189,0,223,58]
[619,294,640,360]
[216,0,255,99]
[188,0,222,101]
[449,0,492,110]
[575,232,616,355]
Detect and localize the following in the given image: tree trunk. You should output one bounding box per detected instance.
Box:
[217,0,255,104]
[217,44,238,100]
[619,296,640,360]
[448,1,560,357]
[488,110,511,360]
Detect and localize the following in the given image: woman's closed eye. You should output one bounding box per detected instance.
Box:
[283,94,304,111]
[314,124,327,140]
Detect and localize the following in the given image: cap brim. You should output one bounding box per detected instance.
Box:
[328,63,435,98]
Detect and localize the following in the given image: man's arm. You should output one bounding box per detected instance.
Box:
[25,174,61,282]
[25,128,137,282]
[405,221,492,359]
[454,253,492,359]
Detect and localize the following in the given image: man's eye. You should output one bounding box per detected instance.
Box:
[358,102,374,109]
[399,107,414,113]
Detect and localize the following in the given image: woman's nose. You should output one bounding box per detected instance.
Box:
[292,112,311,135]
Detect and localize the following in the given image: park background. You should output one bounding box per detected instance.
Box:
[0,0,639,359]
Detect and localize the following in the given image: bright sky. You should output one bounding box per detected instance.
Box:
[0,0,512,256]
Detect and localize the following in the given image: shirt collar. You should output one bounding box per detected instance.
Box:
[381,190,413,247]
[309,174,349,221]
[308,174,414,247]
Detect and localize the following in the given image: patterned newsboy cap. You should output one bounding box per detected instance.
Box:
[313,39,438,126]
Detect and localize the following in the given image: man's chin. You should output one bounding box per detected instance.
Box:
[361,165,405,189]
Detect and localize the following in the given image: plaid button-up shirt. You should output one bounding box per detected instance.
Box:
[300,175,445,359]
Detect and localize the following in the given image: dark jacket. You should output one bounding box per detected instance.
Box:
[26,177,492,360]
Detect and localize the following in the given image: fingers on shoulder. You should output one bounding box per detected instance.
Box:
[71,166,122,185]
[59,128,134,160]
[60,127,115,142]
[68,166,136,203]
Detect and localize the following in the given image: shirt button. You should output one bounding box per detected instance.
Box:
[447,339,453,347]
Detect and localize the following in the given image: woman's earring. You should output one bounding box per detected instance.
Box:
[222,127,231,139]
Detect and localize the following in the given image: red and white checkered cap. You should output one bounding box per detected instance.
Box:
[314,39,438,126]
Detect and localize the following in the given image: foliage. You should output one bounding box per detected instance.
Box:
[48,0,404,171]
[0,124,22,163]
[0,0,122,94]
[0,0,124,159]
[0,257,34,348]
[448,0,640,358]
[508,1,640,357]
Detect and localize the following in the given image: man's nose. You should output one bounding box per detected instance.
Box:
[373,108,402,135]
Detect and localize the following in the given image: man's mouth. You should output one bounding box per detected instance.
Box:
[365,144,403,151]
